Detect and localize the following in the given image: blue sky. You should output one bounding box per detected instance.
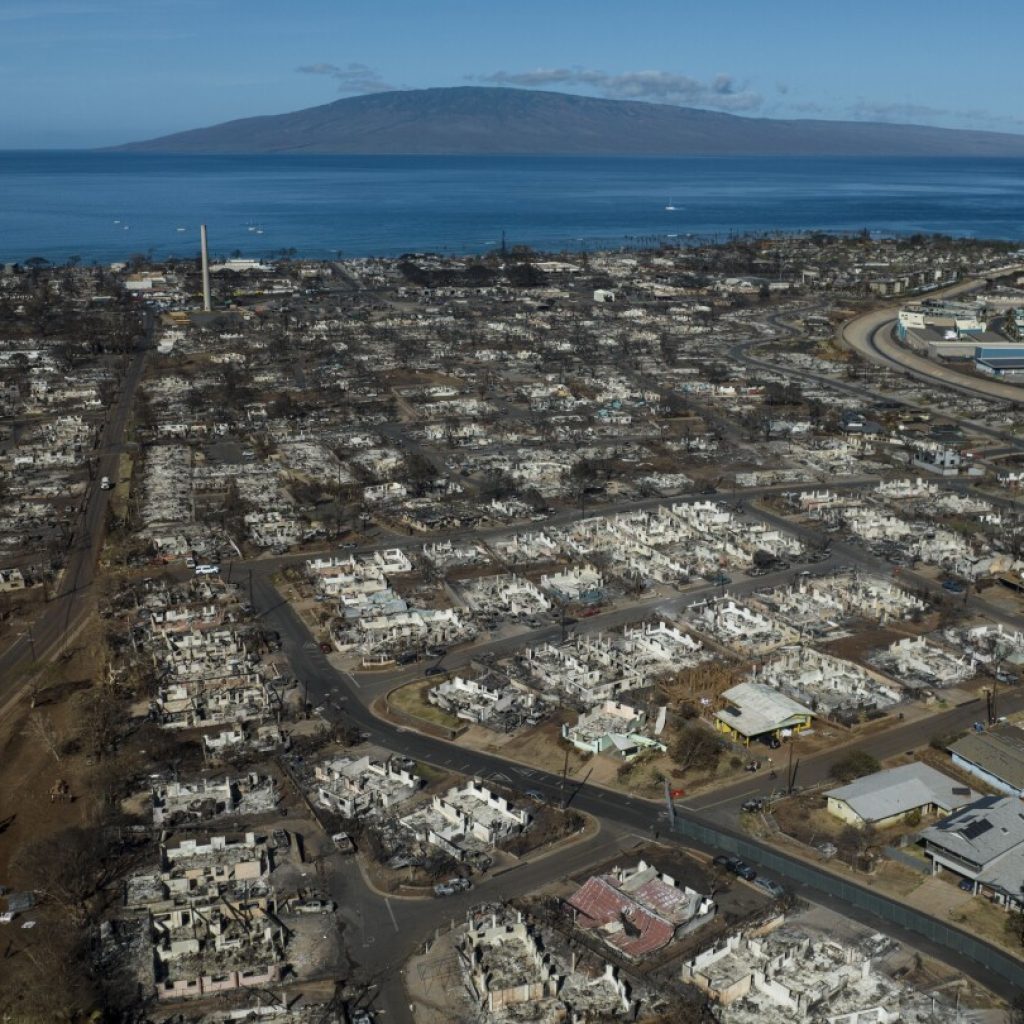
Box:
[3,0,1023,147]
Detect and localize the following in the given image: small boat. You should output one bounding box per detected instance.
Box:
[176,226,186,232]
[665,199,677,211]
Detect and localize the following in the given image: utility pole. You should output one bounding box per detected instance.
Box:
[18,626,37,663]
[787,736,800,795]
[663,778,676,831]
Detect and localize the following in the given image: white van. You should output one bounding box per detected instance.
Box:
[194,564,220,575]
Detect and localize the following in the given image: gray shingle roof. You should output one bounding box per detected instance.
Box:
[950,725,1024,791]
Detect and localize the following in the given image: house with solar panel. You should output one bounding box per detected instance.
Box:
[919,795,1024,909]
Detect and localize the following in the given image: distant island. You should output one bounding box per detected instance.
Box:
[110,86,1024,157]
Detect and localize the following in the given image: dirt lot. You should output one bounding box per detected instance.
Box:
[0,632,108,883]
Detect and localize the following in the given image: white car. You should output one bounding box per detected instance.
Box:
[194,564,220,575]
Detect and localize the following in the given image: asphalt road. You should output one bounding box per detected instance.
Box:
[251,570,1024,1005]
[733,328,1024,452]
[841,286,1024,409]
[326,818,649,1023]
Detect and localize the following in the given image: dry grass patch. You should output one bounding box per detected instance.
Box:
[388,679,460,730]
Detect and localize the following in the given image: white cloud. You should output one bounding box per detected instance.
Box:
[474,67,763,112]
[848,99,1024,130]
[298,62,395,94]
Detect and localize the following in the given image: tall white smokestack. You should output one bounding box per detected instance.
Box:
[200,224,211,312]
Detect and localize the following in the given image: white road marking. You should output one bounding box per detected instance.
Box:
[385,898,399,932]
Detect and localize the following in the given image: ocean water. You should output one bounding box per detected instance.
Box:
[2,152,1024,264]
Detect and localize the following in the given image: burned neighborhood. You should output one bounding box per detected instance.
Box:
[3,232,1024,1023]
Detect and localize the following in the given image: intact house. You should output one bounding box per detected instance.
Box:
[825,763,978,829]
[919,795,1024,908]
[714,683,814,746]
[949,723,1024,797]
[561,700,667,760]
[565,859,715,961]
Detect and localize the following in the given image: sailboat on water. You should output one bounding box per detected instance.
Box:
[665,198,677,211]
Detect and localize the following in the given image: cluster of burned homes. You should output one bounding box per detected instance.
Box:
[112,574,293,752]
[6,239,1024,1022]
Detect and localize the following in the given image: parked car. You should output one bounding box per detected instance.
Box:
[433,877,472,897]
[959,878,975,892]
[942,578,966,594]
[396,651,418,665]
[331,832,356,854]
[424,665,445,676]
[319,641,333,653]
[754,877,785,899]
[194,564,220,575]
[731,861,757,882]
[741,798,765,813]
[292,897,335,915]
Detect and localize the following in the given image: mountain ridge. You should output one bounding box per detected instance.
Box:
[109,86,1024,157]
